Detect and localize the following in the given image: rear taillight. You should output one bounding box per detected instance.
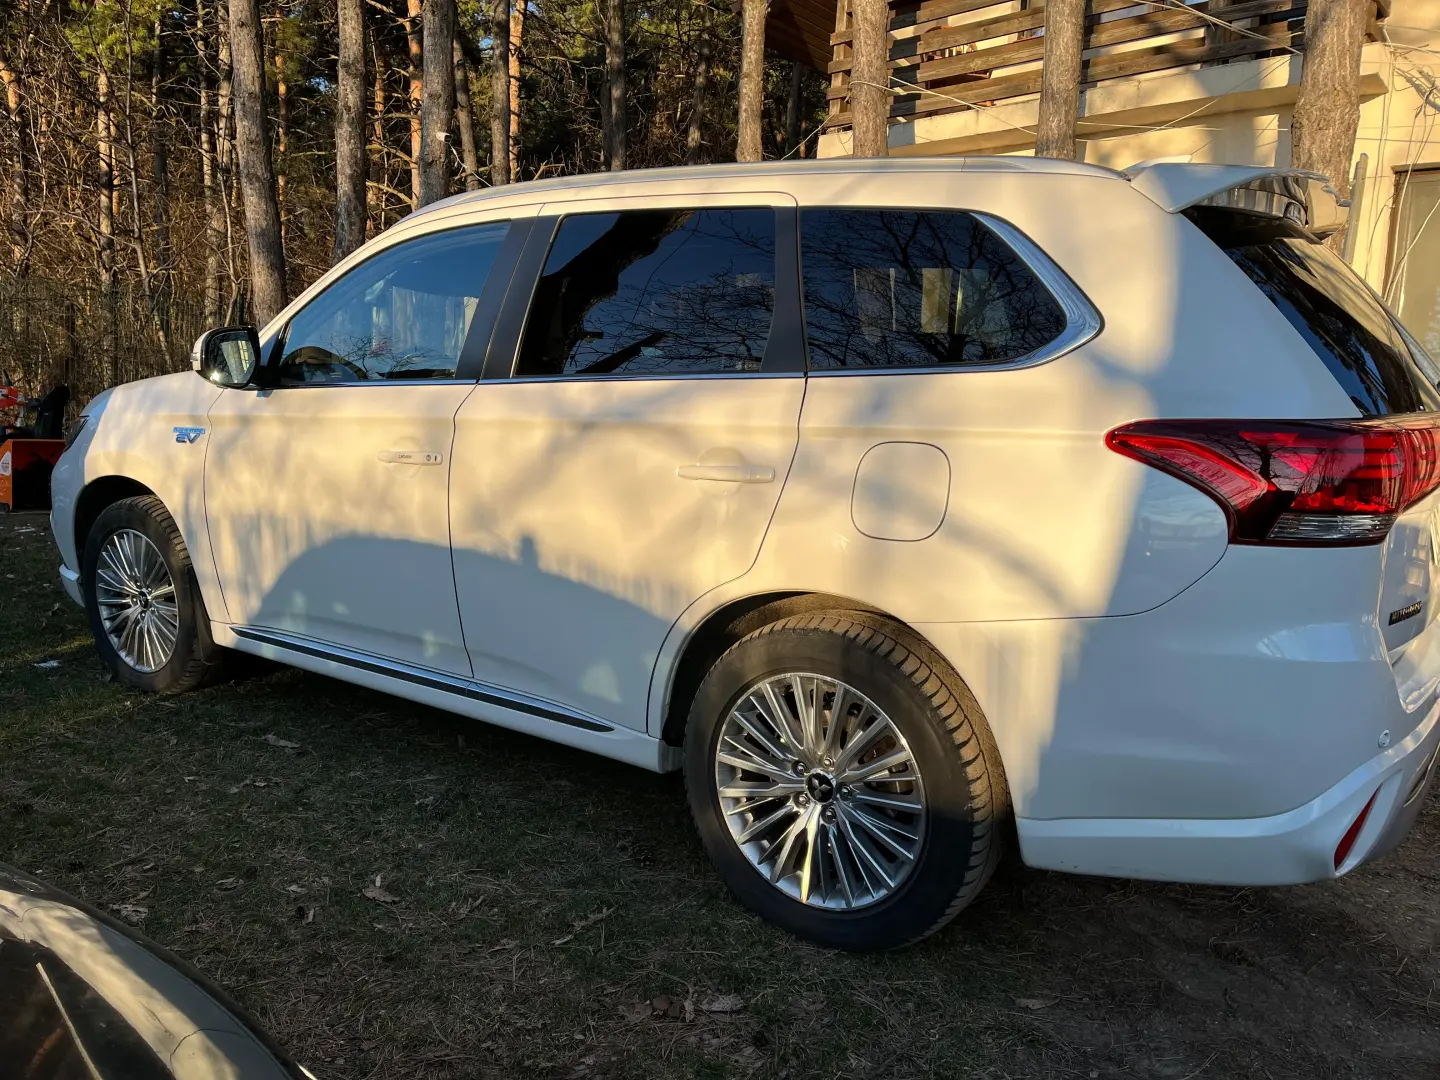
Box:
[1106,417,1440,545]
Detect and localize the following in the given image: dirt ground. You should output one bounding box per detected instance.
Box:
[3,512,1439,1079]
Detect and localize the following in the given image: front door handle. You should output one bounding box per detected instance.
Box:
[677,463,775,484]
[378,450,444,465]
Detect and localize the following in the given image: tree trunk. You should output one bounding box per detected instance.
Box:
[229,0,287,324]
[685,0,712,164]
[419,0,456,206]
[736,0,768,162]
[274,51,288,235]
[122,60,165,352]
[200,0,234,323]
[97,69,115,290]
[371,44,387,231]
[1035,0,1084,159]
[198,0,219,321]
[849,0,888,157]
[509,0,524,178]
[785,61,803,156]
[151,12,172,311]
[1292,0,1366,215]
[599,67,611,170]
[216,0,237,320]
[490,0,511,185]
[406,0,423,208]
[453,36,480,191]
[603,0,626,170]
[0,39,29,274]
[334,0,367,262]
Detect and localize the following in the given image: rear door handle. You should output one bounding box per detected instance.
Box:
[676,463,775,484]
[378,450,444,465]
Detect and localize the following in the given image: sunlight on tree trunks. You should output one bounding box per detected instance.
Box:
[229,0,286,323]
[419,0,456,206]
[1293,0,1366,250]
[334,0,367,262]
[1035,0,1084,160]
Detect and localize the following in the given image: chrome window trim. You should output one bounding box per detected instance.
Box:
[231,626,614,732]
[240,378,480,390]
[803,210,1103,377]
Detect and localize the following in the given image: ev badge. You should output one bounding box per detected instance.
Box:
[173,427,205,444]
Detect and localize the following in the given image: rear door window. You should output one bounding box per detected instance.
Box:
[798,208,1068,370]
[516,208,776,378]
[1186,207,1440,416]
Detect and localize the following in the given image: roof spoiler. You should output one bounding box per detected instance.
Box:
[1124,163,1349,237]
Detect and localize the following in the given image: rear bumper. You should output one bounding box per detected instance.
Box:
[1017,692,1440,885]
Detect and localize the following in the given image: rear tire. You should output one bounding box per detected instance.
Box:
[684,612,1009,951]
[82,495,227,694]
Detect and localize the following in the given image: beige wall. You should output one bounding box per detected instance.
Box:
[1348,0,1440,295]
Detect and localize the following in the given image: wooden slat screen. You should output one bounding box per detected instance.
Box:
[824,0,1335,129]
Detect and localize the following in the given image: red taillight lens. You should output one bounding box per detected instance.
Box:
[1106,417,1440,545]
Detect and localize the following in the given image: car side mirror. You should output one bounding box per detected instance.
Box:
[192,326,262,388]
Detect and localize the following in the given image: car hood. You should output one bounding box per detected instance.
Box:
[0,864,312,1079]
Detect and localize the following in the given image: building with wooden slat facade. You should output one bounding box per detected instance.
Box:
[762,0,1440,357]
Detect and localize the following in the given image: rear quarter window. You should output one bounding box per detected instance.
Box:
[1185,207,1440,416]
[798,208,1069,371]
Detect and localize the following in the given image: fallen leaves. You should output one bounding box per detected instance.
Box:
[699,992,745,1014]
[1015,996,1058,1010]
[225,776,280,794]
[552,906,613,946]
[623,991,746,1023]
[649,994,685,1020]
[112,903,148,924]
[363,875,399,904]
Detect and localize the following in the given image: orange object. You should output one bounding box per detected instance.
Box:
[0,438,65,512]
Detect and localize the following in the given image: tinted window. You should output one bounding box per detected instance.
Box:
[1187,207,1440,416]
[516,208,776,378]
[800,209,1068,370]
[278,222,508,384]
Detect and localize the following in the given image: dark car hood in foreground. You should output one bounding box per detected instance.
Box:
[0,863,312,1079]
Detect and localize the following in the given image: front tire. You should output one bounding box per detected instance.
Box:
[684,612,1009,950]
[82,495,225,694]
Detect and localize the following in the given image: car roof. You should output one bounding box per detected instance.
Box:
[403,155,1127,223]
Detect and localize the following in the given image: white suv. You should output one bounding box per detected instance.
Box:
[51,159,1440,950]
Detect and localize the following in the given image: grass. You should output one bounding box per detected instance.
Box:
[3,510,1440,1079]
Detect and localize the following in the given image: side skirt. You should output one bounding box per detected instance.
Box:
[216,624,681,773]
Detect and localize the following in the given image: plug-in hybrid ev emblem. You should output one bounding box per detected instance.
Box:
[173,427,205,444]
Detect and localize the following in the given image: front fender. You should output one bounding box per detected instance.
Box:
[66,373,229,622]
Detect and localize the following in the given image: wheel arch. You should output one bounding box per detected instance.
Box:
[659,591,953,748]
[73,476,158,559]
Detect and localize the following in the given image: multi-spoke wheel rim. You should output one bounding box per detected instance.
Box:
[94,529,179,674]
[714,672,927,910]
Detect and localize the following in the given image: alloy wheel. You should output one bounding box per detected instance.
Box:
[94,529,180,674]
[713,672,927,910]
